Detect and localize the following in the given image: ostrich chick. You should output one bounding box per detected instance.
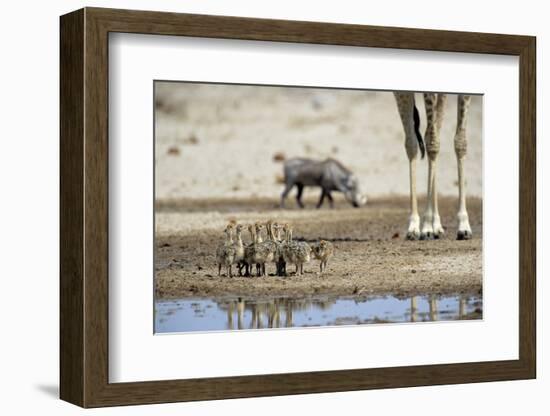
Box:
[282,223,311,276]
[256,220,278,276]
[244,224,260,276]
[272,222,286,276]
[312,240,334,273]
[232,224,245,275]
[216,224,236,277]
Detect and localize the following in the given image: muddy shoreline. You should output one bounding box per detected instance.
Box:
[156,270,482,299]
[155,196,483,299]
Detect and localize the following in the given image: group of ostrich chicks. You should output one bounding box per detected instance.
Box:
[216,220,334,278]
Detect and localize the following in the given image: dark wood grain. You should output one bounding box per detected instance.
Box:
[88,7,532,54]
[59,8,84,407]
[518,37,536,376]
[60,7,537,408]
[83,10,110,406]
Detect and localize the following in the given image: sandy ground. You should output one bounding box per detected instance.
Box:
[154,83,483,300]
[155,196,482,299]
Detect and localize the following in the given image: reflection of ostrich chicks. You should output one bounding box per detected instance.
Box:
[216,224,236,277]
[312,240,334,273]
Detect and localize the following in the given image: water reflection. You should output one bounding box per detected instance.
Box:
[155,294,482,334]
[410,296,417,323]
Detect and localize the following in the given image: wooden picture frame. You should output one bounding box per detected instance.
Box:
[60,7,536,408]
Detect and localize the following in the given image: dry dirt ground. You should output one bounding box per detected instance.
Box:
[155,196,482,299]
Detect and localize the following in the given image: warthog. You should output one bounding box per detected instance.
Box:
[280,158,367,208]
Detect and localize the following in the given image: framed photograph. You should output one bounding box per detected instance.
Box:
[60,7,536,408]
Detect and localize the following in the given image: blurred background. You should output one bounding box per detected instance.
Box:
[154,82,482,204]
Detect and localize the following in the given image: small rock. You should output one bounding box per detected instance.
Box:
[184,134,199,145]
[411,269,417,274]
[167,146,180,156]
[273,152,286,162]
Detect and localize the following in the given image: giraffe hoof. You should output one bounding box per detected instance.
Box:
[457,230,472,240]
[420,232,435,240]
[406,231,420,240]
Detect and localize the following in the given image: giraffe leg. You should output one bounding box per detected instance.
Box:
[431,162,444,238]
[421,93,446,240]
[420,158,435,239]
[406,159,421,240]
[455,95,472,240]
[431,95,446,238]
[394,92,420,240]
